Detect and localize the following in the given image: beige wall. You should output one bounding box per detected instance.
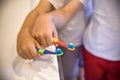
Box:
[0,0,34,80]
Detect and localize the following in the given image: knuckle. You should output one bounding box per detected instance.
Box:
[33,53,37,57]
[31,52,38,58]
[21,46,27,51]
[44,32,49,36]
[32,33,42,38]
[32,32,38,37]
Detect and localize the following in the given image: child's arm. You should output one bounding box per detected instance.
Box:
[18,0,55,36]
[50,0,84,28]
[17,0,55,59]
[31,0,83,48]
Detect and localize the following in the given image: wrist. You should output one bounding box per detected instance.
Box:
[48,9,67,28]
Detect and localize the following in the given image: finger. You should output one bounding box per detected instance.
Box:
[34,39,43,55]
[28,49,35,59]
[34,34,47,47]
[24,49,33,59]
[40,36,48,47]
[17,50,27,59]
[30,49,39,59]
[45,34,53,46]
[52,28,58,39]
[18,51,28,59]
[28,44,39,58]
[52,29,58,46]
[35,40,43,49]
[34,40,46,56]
[33,35,42,46]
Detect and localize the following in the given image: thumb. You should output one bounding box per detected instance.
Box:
[34,40,44,55]
[52,28,58,39]
[35,40,43,50]
[52,28,59,47]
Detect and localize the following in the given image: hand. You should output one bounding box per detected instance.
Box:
[31,14,58,48]
[17,32,41,59]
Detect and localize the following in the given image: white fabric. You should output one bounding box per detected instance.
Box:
[47,0,64,9]
[79,0,89,6]
[80,0,120,61]
[48,0,92,46]
[13,45,60,80]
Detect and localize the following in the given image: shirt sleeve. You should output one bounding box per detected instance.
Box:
[79,0,89,6]
[47,0,64,9]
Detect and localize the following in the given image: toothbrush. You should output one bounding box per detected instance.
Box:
[53,38,75,50]
[36,48,63,56]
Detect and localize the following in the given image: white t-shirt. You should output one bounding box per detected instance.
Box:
[48,0,92,46]
[80,0,120,61]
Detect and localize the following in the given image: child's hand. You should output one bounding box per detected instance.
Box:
[17,32,41,59]
[31,14,58,47]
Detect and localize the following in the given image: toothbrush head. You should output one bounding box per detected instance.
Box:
[55,48,63,56]
[67,43,75,50]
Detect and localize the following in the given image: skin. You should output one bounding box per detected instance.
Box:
[17,0,83,60]
[32,0,83,48]
[17,0,55,59]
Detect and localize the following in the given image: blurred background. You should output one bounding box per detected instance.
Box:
[0,0,39,80]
